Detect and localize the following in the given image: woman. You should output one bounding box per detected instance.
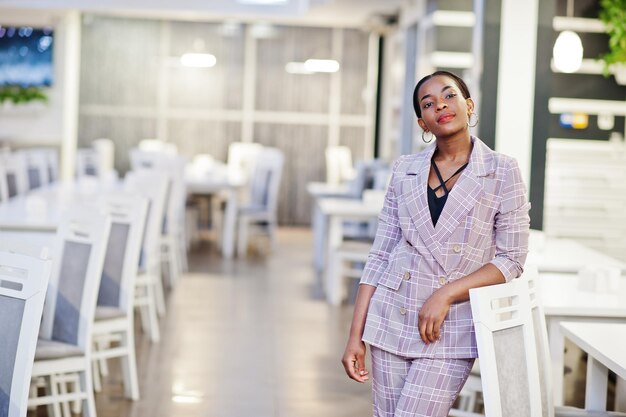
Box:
[341,71,530,416]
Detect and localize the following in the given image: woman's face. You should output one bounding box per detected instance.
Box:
[416,75,474,139]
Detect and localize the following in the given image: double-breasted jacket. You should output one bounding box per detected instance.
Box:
[360,137,530,359]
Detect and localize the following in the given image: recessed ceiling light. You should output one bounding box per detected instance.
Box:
[237,0,289,5]
[180,53,217,68]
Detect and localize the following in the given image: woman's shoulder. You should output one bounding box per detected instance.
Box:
[473,137,521,172]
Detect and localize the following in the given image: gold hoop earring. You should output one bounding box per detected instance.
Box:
[422,130,434,143]
[467,112,479,128]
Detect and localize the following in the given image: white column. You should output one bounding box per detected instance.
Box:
[60,10,81,180]
[494,0,539,189]
[328,28,343,148]
[364,32,380,160]
[241,25,257,143]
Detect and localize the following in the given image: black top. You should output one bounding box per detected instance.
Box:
[427,158,469,226]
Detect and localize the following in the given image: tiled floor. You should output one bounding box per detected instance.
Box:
[92,228,372,417]
[39,227,602,416]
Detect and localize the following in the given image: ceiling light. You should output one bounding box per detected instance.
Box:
[237,0,288,4]
[180,53,216,68]
[285,62,314,75]
[303,59,340,73]
[553,30,583,73]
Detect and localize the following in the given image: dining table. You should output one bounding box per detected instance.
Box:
[541,271,626,410]
[560,321,626,411]
[185,163,246,259]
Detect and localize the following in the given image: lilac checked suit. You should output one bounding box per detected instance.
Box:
[360,136,530,359]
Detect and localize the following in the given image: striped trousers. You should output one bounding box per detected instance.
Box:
[371,346,474,417]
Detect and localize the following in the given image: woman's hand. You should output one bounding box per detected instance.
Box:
[418,288,453,344]
[341,338,369,383]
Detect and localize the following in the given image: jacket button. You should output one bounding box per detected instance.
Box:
[453,244,461,253]
[439,276,447,285]
[399,307,407,315]
[403,271,411,280]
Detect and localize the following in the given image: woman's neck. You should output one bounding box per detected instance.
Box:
[434,134,473,163]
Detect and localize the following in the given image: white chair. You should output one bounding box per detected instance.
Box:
[326,240,371,305]
[124,169,169,343]
[325,146,356,185]
[0,164,8,202]
[19,150,50,190]
[75,149,100,178]
[91,139,115,175]
[236,147,284,257]
[91,194,148,400]
[468,277,543,417]
[0,246,51,417]
[129,149,188,286]
[1,153,28,198]
[30,207,111,417]
[227,142,262,181]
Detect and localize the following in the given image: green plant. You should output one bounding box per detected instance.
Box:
[0,86,48,105]
[599,0,626,76]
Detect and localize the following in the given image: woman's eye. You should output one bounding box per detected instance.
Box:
[423,102,432,109]
[446,93,457,99]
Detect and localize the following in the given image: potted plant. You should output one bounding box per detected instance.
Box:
[0,86,48,108]
[599,0,626,85]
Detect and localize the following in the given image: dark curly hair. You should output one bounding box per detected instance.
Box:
[412,71,472,118]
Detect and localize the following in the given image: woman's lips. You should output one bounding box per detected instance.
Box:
[437,113,455,123]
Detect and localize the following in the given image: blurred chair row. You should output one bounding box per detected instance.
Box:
[0,148,59,202]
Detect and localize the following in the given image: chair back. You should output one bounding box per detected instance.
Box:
[0,164,8,202]
[92,138,115,175]
[76,148,100,177]
[227,142,262,181]
[39,207,111,353]
[0,247,51,417]
[129,150,187,236]
[96,194,148,314]
[124,170,169,274]
[325,146,355,185]
[18,150,50,190]
[0,153,28,199]
[248,147,284,215]
[469,277,542,417]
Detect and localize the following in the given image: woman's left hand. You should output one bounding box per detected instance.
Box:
[418,288,453,344]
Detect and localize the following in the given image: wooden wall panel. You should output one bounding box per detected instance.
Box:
[77,115,158,172]
[341,29,369,115]
[255,26,332,113]
[167,120,241,161]
[79,15,160,107]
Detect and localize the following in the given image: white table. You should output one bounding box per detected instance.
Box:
[541,272,626,409]
[530,231,626,273]
[317,196,383,302]
[307,181,352,273]
[560,322,626,411]
[185,167,246,259]
[0,179,119,232]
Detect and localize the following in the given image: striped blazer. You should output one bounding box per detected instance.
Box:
[360,136,530,359]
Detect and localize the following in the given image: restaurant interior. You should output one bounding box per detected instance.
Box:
[1,0,626,416]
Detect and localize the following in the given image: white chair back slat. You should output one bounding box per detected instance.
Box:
[325,145,355,185]
[0,247,51,417]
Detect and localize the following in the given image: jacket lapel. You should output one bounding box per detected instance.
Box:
[433,137,495,244]
[402,143,444,264]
